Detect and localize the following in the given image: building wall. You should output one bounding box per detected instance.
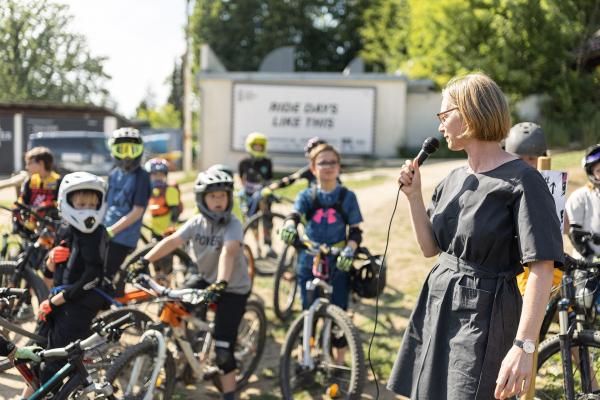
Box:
[405,92,443,150]
[0,107,127,175]
[198,76,416,170]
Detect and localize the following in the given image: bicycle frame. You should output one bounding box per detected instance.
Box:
[16,313,133,399]
[556,258,597,400]
[119,279,218,382]
[301,278,333,370]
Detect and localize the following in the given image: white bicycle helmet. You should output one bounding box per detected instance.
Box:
[194,169,234,224]
[58,172,107,233]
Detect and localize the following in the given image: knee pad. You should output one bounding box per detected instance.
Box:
[215,341,236,374]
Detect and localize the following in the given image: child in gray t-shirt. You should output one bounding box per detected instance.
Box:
[142,169,249,400]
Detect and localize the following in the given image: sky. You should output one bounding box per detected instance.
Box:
[60,0,187,117]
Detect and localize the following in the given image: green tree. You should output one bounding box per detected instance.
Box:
[403,0,600,144]
[137,103,182,129]
[190,0,371,72]
[0,0,110,104]
[359,0,410,72]
[166,57,184,127]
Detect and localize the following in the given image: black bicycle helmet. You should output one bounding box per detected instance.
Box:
[583,144,600,188]
[351,255,386,299]
[505,122,547,157]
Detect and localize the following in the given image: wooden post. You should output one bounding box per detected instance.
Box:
[537,156,551,171]
[521,156,551,400]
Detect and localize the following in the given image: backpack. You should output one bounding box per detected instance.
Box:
[305,186,349,225]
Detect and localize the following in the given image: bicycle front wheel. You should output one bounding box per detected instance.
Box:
[0,262,48,342]
[211,297,267,392]
[536,330,600,400]
[107,338,176,399]
[243,211,286,276]
[279,304,365,400]
[273,244,298,322]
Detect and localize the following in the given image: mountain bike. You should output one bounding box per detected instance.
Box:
[240,187,294,276]
[279,237,366,399]
[538,229,600,343]
[98,272,266,393]
[0,203,56,343]
[536,254,600,400]
[12,313,136,399]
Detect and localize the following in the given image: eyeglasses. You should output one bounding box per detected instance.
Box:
[316,160,339,169]
[436,107,459,125]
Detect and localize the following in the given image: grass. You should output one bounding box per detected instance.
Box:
[550,149,585,172]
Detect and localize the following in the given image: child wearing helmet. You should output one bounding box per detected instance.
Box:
[239,132,272,193]
[144,158,182,238]
[37,172,110,386]
[506,122,563,295]
[238,132,276,257]
[280,143,363,363]
[565,145,600,260]
[505,122,548,168]
[140,168,251,400]
[104,128,151,295]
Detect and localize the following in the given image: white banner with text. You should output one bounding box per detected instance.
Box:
[232,83,375,155]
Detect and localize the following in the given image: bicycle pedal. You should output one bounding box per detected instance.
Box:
[326,383,340,398]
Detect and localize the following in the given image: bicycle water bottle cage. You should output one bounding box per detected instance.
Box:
[312,253,329,280]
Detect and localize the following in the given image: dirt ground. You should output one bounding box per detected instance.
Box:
[0,158,575,399]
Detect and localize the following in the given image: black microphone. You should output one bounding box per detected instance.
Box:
[415,137,440,166]
[399,137,440,188]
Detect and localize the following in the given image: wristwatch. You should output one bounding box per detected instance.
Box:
[513,339,536,354]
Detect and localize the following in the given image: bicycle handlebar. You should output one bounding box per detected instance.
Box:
[0,288,27,298]
[293,235,373,260]
[133,274,206,305]
[41,313,134,361]
[562,253,600,272]
[11,202,59,229]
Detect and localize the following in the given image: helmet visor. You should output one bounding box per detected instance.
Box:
[111,143,143,159]
[586,151,600,167]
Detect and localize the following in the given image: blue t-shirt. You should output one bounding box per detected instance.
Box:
[295,185,363,269]
[104,166,151,248]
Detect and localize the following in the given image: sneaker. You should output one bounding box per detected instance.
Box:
[265,245,278,259]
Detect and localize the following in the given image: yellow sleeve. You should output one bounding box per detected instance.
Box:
[165,186,180,207]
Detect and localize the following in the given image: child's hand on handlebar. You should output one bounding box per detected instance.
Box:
[336,246,355,272]
[281,225,298,244]
[13,345,43,363]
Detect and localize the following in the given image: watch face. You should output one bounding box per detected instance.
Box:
[523,341,536,353]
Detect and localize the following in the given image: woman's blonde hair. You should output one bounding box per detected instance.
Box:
[444,72,511,142]
[309,143,341,164]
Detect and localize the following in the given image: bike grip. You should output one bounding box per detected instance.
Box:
[102,313,133,332]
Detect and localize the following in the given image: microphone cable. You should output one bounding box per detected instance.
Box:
[367,183,402,399]
[366,137,438,399]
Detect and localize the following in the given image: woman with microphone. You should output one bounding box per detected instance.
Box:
[387,72,563,399]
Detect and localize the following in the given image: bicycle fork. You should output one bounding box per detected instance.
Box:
[558,298,576,400]
[302,279,333,370]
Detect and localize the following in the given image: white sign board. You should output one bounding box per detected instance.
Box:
[540,170,568,231]
[232,83,375,155]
